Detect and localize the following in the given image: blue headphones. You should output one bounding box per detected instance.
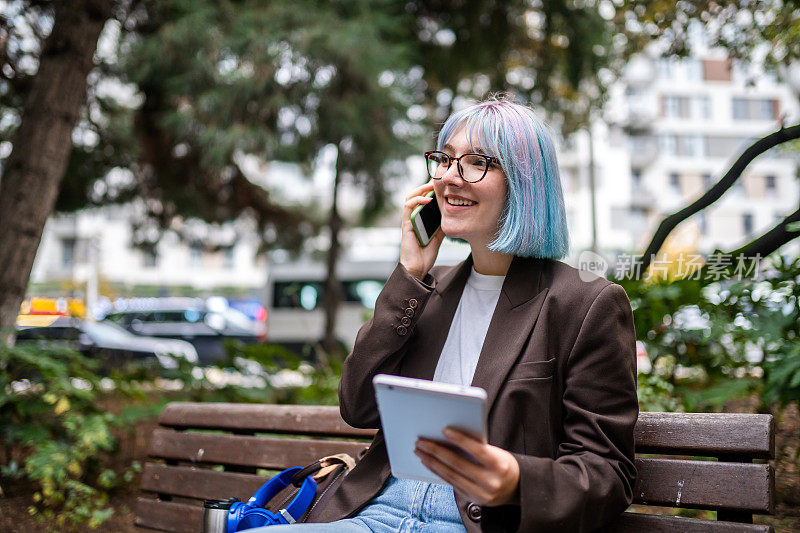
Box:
[227,466,318,531]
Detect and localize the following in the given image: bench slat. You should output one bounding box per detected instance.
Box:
[148,429,369,469]
[135,498,201,533]
[157,404,774,458]
[158,402,375,438]
[633,458,774,513]
[134,498,774,533]
[140,458,773,514]
[140,463,267,501]
[636,412,774,459]
[608,511,773,532]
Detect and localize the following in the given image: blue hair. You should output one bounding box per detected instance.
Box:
[436,97,569,259]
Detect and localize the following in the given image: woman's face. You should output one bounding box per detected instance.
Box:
[433,124,508,249]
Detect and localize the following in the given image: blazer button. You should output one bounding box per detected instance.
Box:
[466,502,481,522]
[404,307,415,317]
[396,325,408,336]
[408,298,418,309]
[400,316,411,327]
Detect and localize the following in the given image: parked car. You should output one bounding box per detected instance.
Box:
[15,317,198,370]
[104,298,262,365]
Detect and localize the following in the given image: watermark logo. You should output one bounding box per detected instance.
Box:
[578,250,609,282]
[611,252,762,281]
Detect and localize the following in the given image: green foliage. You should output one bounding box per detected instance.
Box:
[764,342,800,407]
[637,372,682,413]
[617,255,800,412]
[611,1,800,72]
[0,343,142,530]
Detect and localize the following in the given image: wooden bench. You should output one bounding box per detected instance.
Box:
[135,403,775,532]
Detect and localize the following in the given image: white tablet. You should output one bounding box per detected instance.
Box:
[372,374,488,484]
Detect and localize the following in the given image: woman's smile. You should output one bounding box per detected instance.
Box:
[444,194,478,209]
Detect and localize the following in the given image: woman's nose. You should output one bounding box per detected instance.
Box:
[440,163,463,186]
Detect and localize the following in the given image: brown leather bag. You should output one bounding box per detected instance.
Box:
[265,454,357,523]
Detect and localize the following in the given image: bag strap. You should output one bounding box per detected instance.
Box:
[290,453,356,487]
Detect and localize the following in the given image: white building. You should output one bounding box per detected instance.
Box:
[30,204,268,299]
[561,50,800,261]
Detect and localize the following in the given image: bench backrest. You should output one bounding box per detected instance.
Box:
[135,404,774,533]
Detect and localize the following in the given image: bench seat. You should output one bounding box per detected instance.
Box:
[136,403,775,532]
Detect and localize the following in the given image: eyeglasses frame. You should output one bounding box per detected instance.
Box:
[424,150,500,183]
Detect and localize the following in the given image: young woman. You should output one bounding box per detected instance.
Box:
[251,97,638,532]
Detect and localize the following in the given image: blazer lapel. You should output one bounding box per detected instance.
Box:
[403,257,472,380]
[471,256,549,420]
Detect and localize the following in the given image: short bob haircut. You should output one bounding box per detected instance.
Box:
[436,96,569,259]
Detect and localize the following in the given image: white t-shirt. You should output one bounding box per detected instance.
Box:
[432,267,506,386]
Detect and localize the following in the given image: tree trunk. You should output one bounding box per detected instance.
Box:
[638,124,800,274]
[321,147,344,360]
[0,0,110,345]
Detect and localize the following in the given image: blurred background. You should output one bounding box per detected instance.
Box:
[1,0,799,531]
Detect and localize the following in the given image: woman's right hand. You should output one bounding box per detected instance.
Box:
[400,181,445,280]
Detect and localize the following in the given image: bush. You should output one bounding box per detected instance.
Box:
[0,342,141,530]
[616,254,800,412]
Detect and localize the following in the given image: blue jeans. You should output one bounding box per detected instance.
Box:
[242,476,467,532]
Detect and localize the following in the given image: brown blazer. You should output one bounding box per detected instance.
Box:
[309,255,638,532]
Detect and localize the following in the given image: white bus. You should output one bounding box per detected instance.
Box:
[264,259,397,355]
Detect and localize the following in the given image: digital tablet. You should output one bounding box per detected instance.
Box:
[372,374,488,484]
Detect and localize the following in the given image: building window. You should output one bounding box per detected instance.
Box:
[732,98,778,120]
[62,238,76,267]
[765,175,776,196]
[224,246,235,270]
[760,99,775,120]
[190,243,203,267]
[143,249,158,267]
[631,169,642,188]
[663,95,686,118]
[696,212,707,235]
[669,173,681,195]
[743,213,754,237]
[659,134,677,156]
[662,95,710,119]
[684,135,706,157]
[695,95,711,119]
[732,177,746,197]
[732,98,748,120]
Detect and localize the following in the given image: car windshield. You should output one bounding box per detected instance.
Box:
[83,321,137,344]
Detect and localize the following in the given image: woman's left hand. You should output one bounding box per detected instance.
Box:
[414,428,520,507]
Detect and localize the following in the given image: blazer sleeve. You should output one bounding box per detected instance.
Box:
[485,283,638,532]
[338,262,436,429]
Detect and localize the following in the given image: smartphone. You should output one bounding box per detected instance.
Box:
[410,191,442,247]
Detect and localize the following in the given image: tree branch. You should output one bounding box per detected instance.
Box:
[726,206,800,260]
[638,123,800,273]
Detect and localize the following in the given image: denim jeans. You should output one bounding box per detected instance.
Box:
[241,476,467,532]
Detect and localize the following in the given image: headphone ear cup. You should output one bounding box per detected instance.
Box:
[227,501,247,532]
[237,507,278,530]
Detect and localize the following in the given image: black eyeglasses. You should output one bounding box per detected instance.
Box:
[424,151,499,183]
